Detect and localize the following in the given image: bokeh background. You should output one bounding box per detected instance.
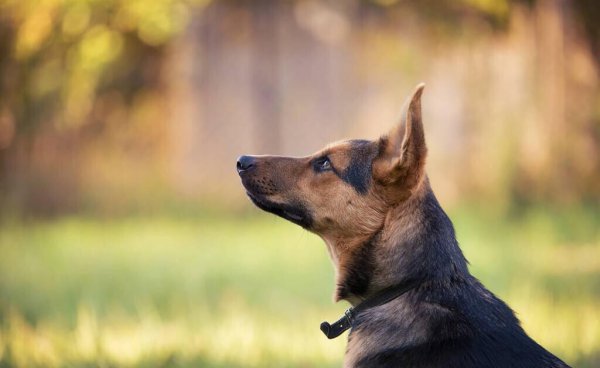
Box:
[0,0,599,367]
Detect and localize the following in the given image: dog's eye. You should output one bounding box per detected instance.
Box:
[313,157,332,172]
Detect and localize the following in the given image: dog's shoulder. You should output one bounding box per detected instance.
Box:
[348,280,570,368]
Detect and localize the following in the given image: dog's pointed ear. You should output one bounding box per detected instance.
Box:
[373,83,427,190]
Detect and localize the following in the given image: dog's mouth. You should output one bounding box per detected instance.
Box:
[245,191,312,229]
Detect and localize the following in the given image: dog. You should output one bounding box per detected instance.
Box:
[236,84,570,368]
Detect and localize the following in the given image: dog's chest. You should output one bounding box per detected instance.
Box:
[343,299,432,367]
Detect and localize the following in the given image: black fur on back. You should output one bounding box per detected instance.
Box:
[351,189,570,368]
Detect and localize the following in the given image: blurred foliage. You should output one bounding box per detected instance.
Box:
[0,0,518,145]
[0,0,598,215]
[0,0,211,216]
[367,0,512,28]
[0,0,208,133]
[2,0,598,135]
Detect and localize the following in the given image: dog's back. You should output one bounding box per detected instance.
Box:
[348,190,568,368]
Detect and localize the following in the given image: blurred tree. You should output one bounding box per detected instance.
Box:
[0,0,208,214]
[0,0,597,214]
[572,0,600,70]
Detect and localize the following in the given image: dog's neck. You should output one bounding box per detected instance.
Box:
[323,230,383,305]
[323,182,470,306]
[378,186,470,284]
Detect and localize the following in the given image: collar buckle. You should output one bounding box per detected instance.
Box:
[319,279,420,339]
[320,307,354,339]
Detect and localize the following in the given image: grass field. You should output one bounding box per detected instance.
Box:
[0,208,598,367]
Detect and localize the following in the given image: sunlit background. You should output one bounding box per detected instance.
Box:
[0,0,598,367]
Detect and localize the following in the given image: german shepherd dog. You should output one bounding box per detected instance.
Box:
[236,84,570,368]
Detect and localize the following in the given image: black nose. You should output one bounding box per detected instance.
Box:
[237,155,256,174]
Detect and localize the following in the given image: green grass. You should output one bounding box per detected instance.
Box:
[0,208,598,367]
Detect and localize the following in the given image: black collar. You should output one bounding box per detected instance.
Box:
[320,279,420,339]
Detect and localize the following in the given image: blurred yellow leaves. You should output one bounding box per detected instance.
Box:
[7,0,205,54]
[371,0,399,7]
[463,0,510,17]
[1,0,210,130]
[61,24,124,125]
[116,0,191,46]
[370,0,510,19]
[77,25,123,71]
[61,2,91,38]
[14,4,56,60]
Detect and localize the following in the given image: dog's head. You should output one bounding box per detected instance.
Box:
[237,84,428,243]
